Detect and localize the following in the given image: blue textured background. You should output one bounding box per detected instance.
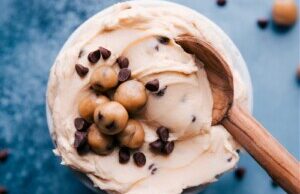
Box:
[0,0,299,194]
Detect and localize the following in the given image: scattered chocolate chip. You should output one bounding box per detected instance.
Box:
[227,157,232,162]
[106,121,116,129]
[118,68,131,82]
[148,163,155,170]
[156,126,169,142]
[297,66,300,82]
[157,36,170,45]
[154,45,159,51]
[151,168,157,175]
[74,131,88,149]
[271,180,279,188]
[145,79,159,92]
[156,86,167,97]
[74,118,89,131]
[162,141,174,155]
[257,18,269,29]
[119,147,130,164]
[0,187,7,194]
[133,152,146,167]
[116,56,129,69]
[192,115,196,123]
[75,64,89,77]
[99,47,111,60]
[78,50,84,58]
[0,149,9,162]
[217,0,226,6]
[234,167,246,180]
[88,50,101,63]
[149,139,164,152]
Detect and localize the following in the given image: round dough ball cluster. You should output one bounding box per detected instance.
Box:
[74,53,148,160]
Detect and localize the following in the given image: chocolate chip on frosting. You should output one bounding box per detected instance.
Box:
[74,131,88,150]
[156,126,169,142]
[88,49,101,63]
[192,115,196,123]
[118,68,131,82]
[145,79,159,92]
[74,117,90,131]
[99,47,111,60]
[149,139,164,152]
[119,147,130,164]
[156,86,167,96]
[116,56,129,69]
[157,36,170,45]
[162,141,174,155]
[133,152,146,167]
[75,64,89,77]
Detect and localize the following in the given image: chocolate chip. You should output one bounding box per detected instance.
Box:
[78,50,84,58]
[271,180,279,188]
[157,36,170,45]
[154,45,159,51]
[162,141,174,155]
[257,18,269,29]
[149,139,164,152]
[145,79,159,92]
[133,152,146,167]
[234,167,246,180]
[74,118,89,131]
[116,56,129,69]
[148,163,155,170]
[75,64,89,77]
[156,126,169,142]
[98,113,103,120]
[0,187,7,194]
[151,168,157,175]
[106,121,116,129]
[77,143,90,155]
[236,149,240,153]
[118,68,131,82]
[88,50,101,63]
[156,86,167,97]
[0,149,9,162]
[74,131,88,149]
[99,47,111,60]
[119,147,130,164]
[216,0,226,6]
[297,66,300,82]
[192,115,196,123]
[227,157,232,162]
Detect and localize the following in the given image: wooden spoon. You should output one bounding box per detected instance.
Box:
[175,35,300,194]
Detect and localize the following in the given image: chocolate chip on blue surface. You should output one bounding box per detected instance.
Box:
[116,56,129,69]
[156,126,169,142]
[75,64,89,77]
[74,131,88,149]
[99,47,111,60]
[234,167,246,180]
[271,180,279,188]
[133,152,146,167]
[88,49,101,63]
[157,36,170,45]
[149,139,164,152]
[145,79,159,92]
[119,147,130,164]
[118,68,131,82]
[257,18,269,29]
[217,0,226,6]
[156,86,167,96]
[0,187,7,194]
[0,149,9,162]
[74,117,89,131]
[162,141,174,155]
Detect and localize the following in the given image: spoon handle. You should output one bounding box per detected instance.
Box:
[222,104,300,194]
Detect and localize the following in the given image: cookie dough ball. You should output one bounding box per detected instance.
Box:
[118,119,145,149]
[94,101,128,135]
[87,124,114,155]
[78,94,110,122]
[90,66,118,92]
[272,0,298,26]
[114,80,147,112]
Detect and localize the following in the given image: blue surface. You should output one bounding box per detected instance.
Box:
[0,0,299,194]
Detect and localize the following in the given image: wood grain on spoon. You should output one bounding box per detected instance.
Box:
[175,35,300,194]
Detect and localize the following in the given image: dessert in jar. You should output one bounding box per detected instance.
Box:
[46,1,253,194]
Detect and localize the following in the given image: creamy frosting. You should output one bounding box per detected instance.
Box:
[47,1,251,194]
